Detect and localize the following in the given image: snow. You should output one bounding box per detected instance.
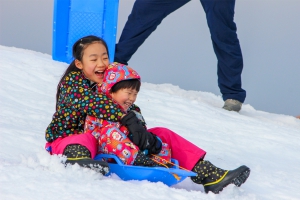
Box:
[0,45,300,200]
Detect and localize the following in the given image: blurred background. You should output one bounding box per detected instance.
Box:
[0,0,299,116]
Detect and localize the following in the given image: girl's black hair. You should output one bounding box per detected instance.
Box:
[110,79,141,94]
[55,35,109,108]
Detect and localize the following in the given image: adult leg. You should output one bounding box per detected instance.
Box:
[200,0,246,103]
[114,0,190,64]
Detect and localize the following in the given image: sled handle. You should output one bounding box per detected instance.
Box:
[94,154,197,177]
[94,154,180,168]
[94,154,125,165]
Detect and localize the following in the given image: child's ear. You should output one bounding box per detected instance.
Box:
[75,59,83,70]
[110,91,115,99]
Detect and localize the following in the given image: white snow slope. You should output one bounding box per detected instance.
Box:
[1,45,300,200]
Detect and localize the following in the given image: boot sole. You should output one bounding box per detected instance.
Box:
[231,166,250,187]
[204,165,250,194]
[65,159,110,175]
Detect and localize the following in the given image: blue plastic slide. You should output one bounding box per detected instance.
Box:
[52,0,119,63]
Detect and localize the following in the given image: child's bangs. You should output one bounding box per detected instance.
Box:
[111,79,141,93]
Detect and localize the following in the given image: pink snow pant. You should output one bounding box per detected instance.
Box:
[149,127,206,170]
[44,128,206,170]
[45,133,98,159]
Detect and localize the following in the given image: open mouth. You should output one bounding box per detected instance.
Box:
[124,102,132,108]
[95,70,105,79]
[95,70,105,75]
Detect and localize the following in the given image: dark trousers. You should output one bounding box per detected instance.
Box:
[114,0,246,102]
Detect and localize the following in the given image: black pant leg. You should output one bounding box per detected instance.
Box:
[200,0,246,102]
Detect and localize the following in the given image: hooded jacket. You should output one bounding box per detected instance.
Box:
[99,62,141,98]
[84,62,143,164]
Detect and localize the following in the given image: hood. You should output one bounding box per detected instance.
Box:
[99,62,141,97]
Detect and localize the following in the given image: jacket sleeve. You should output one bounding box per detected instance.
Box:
[121,111,162,154]
[58,71,125,122]
[129,104,141,113]
[45,72,124,142]
[70,86,124,121]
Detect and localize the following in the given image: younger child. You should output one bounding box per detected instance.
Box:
[45,36,126,175]
[84,63,251,194]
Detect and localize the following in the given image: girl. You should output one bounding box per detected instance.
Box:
[84,63,251,194]
[45,35,126,175]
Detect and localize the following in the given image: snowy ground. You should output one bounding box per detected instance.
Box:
[1,45,300,200]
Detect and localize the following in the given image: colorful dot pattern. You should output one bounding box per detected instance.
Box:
[45,71,124,142]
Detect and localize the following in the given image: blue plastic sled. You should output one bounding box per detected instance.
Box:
[52,0,119,64]
[94,154,197,186]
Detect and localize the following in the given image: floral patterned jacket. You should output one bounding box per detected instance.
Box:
[45,71,125,142]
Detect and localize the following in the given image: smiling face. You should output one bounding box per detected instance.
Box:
[75,42,109,84]
[110,88,138,111]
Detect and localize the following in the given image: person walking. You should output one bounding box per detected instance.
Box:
[114,0,246,112]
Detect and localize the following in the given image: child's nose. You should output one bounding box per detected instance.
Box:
[129,95,135,101]
[97,59,106,67]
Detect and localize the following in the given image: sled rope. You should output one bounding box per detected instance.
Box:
[150,154,192,172]
[149,156,180,180]
[150,156,169,168]
[150,154,194,181]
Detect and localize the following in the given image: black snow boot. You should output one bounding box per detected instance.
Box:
[63,144,109,175]
[191,160,250,194]
[133,151,169,168]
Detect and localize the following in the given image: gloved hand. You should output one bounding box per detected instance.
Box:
[121,111,162,154]
[150,135,162,155]
[131,110,146,126]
